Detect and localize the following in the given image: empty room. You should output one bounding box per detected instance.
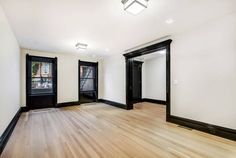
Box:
[0,0,236,157]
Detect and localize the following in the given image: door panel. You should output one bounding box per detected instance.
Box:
[26,55,57,109]
[79,61,98,104]
[28,95,54,109]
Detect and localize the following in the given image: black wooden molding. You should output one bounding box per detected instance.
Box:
[0,108,21,155]
[123,39,172,118]
[21,106,29,112]
[26,54,58,109]
[142,98,166,105]
[98,99,127,110]
[123,39,172,59]
[168,115,236,141]
[57,101,80,107]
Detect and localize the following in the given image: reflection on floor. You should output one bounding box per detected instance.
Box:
[1,103,236,158]
[134,102,166,121]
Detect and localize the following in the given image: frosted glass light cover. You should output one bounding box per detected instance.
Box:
[123,0,148,15]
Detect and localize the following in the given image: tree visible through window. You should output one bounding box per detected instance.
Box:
[31,61,53,94]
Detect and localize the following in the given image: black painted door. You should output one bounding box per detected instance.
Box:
[26,55,57,109]
[79,61,98,104]
[132,60,143,103]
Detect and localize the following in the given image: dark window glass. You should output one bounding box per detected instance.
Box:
[80,79,94,91]
[80,66,95,91]
[80,66,95,78]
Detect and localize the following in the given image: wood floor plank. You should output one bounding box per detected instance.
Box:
[1,102,236,158]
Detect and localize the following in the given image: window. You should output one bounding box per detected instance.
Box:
[31,61,53,94]
[80,66,95,91]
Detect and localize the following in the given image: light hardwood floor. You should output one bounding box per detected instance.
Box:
[1,102,236,158]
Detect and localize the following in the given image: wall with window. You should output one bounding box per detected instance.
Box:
[0,6,20,136]
[20,49,101,106]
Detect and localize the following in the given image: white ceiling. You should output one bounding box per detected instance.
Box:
[0,0,236,57]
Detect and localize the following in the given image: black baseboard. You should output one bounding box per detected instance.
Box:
[20,106,29,112]
[0,108,21,155]
[98,99,127,109]
[168,115,236,141]
[131,99,143,104]
[142,98,166,105]
[57,101,80,108]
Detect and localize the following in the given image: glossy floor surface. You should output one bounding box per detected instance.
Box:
[1,102,236,158]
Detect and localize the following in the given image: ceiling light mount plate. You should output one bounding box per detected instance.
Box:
[166,18,174,24]
[75,43,88,49]
[122,0,149,15]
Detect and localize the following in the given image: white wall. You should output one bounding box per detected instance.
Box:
[142,54,166,101]
[100,54,126,104]
[21,49,101,106]
[100,12,236,130]
[171,12,236,129]
[0,6,20,136]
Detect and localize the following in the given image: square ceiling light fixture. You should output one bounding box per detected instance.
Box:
[75,43,88,50]
[122,0,149,15]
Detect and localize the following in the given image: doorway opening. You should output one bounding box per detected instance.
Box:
[26,54,57,109]
[123,39,172,121]
[131,50,167,121]
[79,60,98,104]
[131,60,143,104]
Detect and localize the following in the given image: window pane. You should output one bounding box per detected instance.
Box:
[31,78,53,94]
[80,79,94,91]
[80,66,95,78]
[32,62,52,77]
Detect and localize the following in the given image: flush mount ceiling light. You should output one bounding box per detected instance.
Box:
[75,43,88,49]
[165,18,174,24]
[122,0,149,15]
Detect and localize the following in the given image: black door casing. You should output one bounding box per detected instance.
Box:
[79,60,98,104]
[26,54,57,109]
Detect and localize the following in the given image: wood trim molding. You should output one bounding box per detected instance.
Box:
[168,115,236,141]
[123,39,172,59]
[142,98,166,105]
[98,99,127,110]
[124,39,172,118]
[20,107,29,112]
[57,101,80,108]
[0,108,21,155]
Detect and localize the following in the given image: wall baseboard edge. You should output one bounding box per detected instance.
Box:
[168,115,236,141]
[98,99,127,110]
[57,101,80,108]
[0,108,21,155]
[21,107,29,112]
[142,98,166,105]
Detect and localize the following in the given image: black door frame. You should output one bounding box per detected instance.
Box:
[123,39,172,121]
[78,60,98,103]
[26,54,58,109]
